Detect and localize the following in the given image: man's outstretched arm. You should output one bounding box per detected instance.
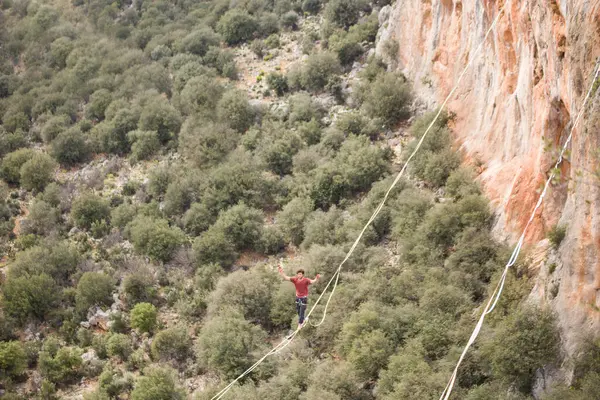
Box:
[278,265,291,281]
[309,274,321,284]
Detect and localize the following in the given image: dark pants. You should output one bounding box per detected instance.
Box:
[295,296,308,324]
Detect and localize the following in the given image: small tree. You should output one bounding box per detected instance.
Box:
[192,227,238,268]
[217,89,255,133]
[212,203,264,251]
[76,272,114,314]
[123,268,157,306]
[2,274,60,323]
[277,197,314,246]
[51,127,91,166]
[361,73,412,126]
[301,52,342,92]
[324,0,364,29]
[20,153,57,192]
[71,193,110,230]
[151,325,192,365]
[128,130,160,163]
[127,216,186,263]
[38,337,83,385]
[217,9,259,45]
[0,341,27,380]
[130,303,157,334]
[131,365,185,400]
[138,97,182,144]
[106,334,133,361]
[179,27,221,57]
[196,309,268,379]
[0,148,36,185]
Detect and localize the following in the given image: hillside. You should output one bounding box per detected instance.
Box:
[0,1,599,400]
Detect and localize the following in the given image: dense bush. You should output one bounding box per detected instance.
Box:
[192,227,238,268]
[131,365,185,400]
[151,325,192,365]
[0,341,27,380]
[130,303,157,333]
[0,148,36,184]
[212,202,264,251]
[361,72,413,126]
[547,224,566,249]
[127,216,186,262]
[76,272,114,313]
[217,89,255,132]
[71,193,111,230]
[38,337,83,385]
[178,119,238,168]
[2,274,60,323]
[138,97,182,144]
[324,0,365,29]
[123,268,158,306]
[106,334,133,361]
[217,9,260,45]
[21,199,60,236]
[51,127,91,166]
[482,307,560,392]
[128,130,160,162]
[19,153,57,192]
[179,27,221,56]
[196,309,269,379]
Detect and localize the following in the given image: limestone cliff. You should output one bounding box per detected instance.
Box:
[377,0,600,355]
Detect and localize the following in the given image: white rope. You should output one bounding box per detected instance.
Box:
[212,1,508,397]
[439,60,600,400]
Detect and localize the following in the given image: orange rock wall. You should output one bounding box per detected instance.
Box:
[380,0,600,349]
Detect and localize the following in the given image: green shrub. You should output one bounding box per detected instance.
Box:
[361,73,412,126]
[38,337,83,385]
[130,303,157,334]
[192,227,238,268]
[280,11,299,30]
[196,309,268,379]
[179,27,221,57]
[131,365,185,400]
[0,149,36,184]
[482,307,560,392]
[277,197,314,246]
[98,363,133,398]
[0,341,27,380]
[138,98,182,144]
[111,202,137,229]
[19,153,57,192]
[51,127,91,166]
[202,47,238,79]
[301,52,342,92]
[217,9,259,45]
[289,92,323,123]
[183,202,215,236]
[329,30,364,66]
[324,0,364,29]
[260,225,285,254]
[21,199,60,236]
[151,325,192,365]
[217,89,255,133]
[128,130,160,163]
[547,224,567,249]
[147,165,172,199]
[179,75,224,116]
[106,334,132,361]
[302,0,321,14]
[76,272,114,314]
[335,111,377,138]
[445,167,481,199]
[266,73,289,96]
[212,203,264,251]
[123,268,157,306]
[41,114,70,144]
[208,269,276,327]
[2,274,60,323]
[127,216,186,262]
[179,119,238,168]
[7,241,80,283]
[71,193,110,230]
[86,89,112,121]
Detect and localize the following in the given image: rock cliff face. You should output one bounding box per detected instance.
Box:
[378,0,600,354]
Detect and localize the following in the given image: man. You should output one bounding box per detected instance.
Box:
[278,265,321,328]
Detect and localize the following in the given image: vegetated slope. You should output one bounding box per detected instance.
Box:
[0,1,596,399]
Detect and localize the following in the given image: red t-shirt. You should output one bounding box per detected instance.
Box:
[291,277,311,297]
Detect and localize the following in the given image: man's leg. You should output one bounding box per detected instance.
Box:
[298,297,307,325]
